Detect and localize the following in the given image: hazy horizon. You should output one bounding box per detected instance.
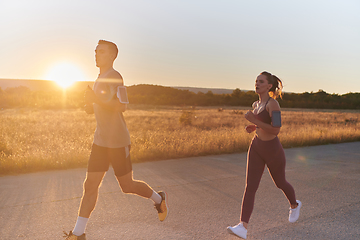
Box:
[1,78,358,95]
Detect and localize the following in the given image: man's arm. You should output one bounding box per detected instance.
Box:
[85,86,127,112]
[96,97,127,112]
[84,103,94,114]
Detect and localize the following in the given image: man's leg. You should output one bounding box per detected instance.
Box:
[116,171,168,221]
[116,171,155,199]
[72,172,105,237]
[79,172,106,217]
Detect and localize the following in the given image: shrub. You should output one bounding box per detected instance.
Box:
[179,108,195,126]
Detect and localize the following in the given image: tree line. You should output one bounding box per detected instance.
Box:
[127,85,360,109]
[0,84,359,109]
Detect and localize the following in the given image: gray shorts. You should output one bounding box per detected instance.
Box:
[87,144,132,177]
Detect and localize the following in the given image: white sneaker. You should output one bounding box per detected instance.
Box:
[227,223,247,239]
[289,200,302,223]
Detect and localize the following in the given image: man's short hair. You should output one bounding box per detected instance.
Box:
[98,40,118,58]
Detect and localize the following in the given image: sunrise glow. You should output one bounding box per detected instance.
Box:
[45,62,86,89]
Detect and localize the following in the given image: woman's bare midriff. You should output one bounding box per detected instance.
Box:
[255,128,277,141]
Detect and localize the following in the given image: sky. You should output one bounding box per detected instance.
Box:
[0,0,359,94]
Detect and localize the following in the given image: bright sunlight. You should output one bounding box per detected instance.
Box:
[45,62,86,89]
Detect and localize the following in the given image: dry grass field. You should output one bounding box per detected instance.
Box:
[0,106,359,175]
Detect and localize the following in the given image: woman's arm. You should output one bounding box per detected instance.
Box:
[245,99,281,135]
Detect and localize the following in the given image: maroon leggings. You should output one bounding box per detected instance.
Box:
[240,136,297,223]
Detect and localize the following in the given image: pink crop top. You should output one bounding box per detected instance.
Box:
[254,98,272,124]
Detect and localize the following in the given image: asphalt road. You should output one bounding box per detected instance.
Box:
[0,142,359,240]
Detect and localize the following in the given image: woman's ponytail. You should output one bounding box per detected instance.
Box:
[260,71,283,99]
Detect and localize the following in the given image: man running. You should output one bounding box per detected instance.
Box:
[64,40,168,240]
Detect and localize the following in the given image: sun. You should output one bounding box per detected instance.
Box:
[45,62,86,89]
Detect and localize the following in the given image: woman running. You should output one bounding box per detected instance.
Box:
[227,71,301,239]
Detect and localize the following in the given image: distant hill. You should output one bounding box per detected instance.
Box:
[0,79,241,94]
[174,87,237,94]
[0,79,94,91]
